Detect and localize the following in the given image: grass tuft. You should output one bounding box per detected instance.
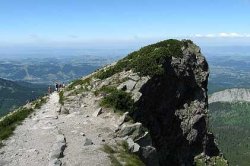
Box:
[102,141,145,166]
[34,97,47,109]
[66,77,91,91]
[95,86,134,113]
[0,107,34,144]
[59,91,64,105]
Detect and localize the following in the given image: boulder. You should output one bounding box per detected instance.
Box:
[83,138,94,146]
[49,142,66,159]
[128,74,140,81]
[56,134,66,144]
[92,108,103,117]
[60,106,69,114]
[117,80,137,92]
[134,131,152,147]
[117,122,145,140]
[140,146,159,166]
[49,159,62,166]
[117,112,130,126]
[126,138,140,153]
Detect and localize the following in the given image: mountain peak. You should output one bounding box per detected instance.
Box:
[95,39,203,79]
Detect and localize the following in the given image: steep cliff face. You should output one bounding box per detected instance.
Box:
[131,41,217,165]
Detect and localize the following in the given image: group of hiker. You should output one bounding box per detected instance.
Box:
[47,82,65,94]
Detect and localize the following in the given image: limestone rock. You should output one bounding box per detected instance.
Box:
[117,122,145,140]
[56,134,66,144]
[59,106,69,114]
[49,159,62,166]
[140,146,159,166]
[83,138,94,146]
[92,107,103,117]
[126,138,140,153]
[49,142,66,159]
[134,131,152,147]
[117,80,136,92]
[49,134,66,161]
[117,112,129,126]
[128,74,140,81]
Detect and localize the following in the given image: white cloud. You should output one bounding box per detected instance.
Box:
[194,34,203,37]
[205,34,216,38]
[194,32,250,38]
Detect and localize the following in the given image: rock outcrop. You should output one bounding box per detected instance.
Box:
[63,39,226,165]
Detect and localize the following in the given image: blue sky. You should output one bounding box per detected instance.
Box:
[0,0,250,49]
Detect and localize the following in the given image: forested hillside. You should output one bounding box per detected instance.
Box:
[0,78,46,116]
[209,102,250,166]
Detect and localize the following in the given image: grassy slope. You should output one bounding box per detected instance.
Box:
[0,96,48,147]
[95,39,187,80]
[209,102,250,166]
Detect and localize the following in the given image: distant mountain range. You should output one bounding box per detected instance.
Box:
[208,88,250,166]
[0,78,47,116]
[209,88,250,103]
[0,55,122,84]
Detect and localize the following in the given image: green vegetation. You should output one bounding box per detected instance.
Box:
[0,107,34,144]
[59,91,65,105]
[102,141,145,166]
[33,97,48,109]
[94,86,117,96]
[72,86,88,95]
[95,39,188,79]
[0,78,47,117]
[0,95,48,147]
[96,86,134,113]
[65,77,93,96]
[209,102,250,166]
[195,155,228,166]
[66,77,91,91]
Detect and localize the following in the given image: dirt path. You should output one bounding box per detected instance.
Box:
[0,92,119,166]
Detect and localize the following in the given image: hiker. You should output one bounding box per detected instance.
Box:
[59,83,62,90]
[48,86,51,94]
[55,83,59,92]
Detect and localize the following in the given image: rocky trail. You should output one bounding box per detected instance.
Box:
[0,92,120,166]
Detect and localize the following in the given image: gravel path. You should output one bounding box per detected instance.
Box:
[0,92,119,166]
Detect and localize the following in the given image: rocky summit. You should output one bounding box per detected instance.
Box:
[0,39,227,166]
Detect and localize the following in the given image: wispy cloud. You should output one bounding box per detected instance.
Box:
[194,32,250,38]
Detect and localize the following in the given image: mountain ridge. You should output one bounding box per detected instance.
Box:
[209,88,250,103]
